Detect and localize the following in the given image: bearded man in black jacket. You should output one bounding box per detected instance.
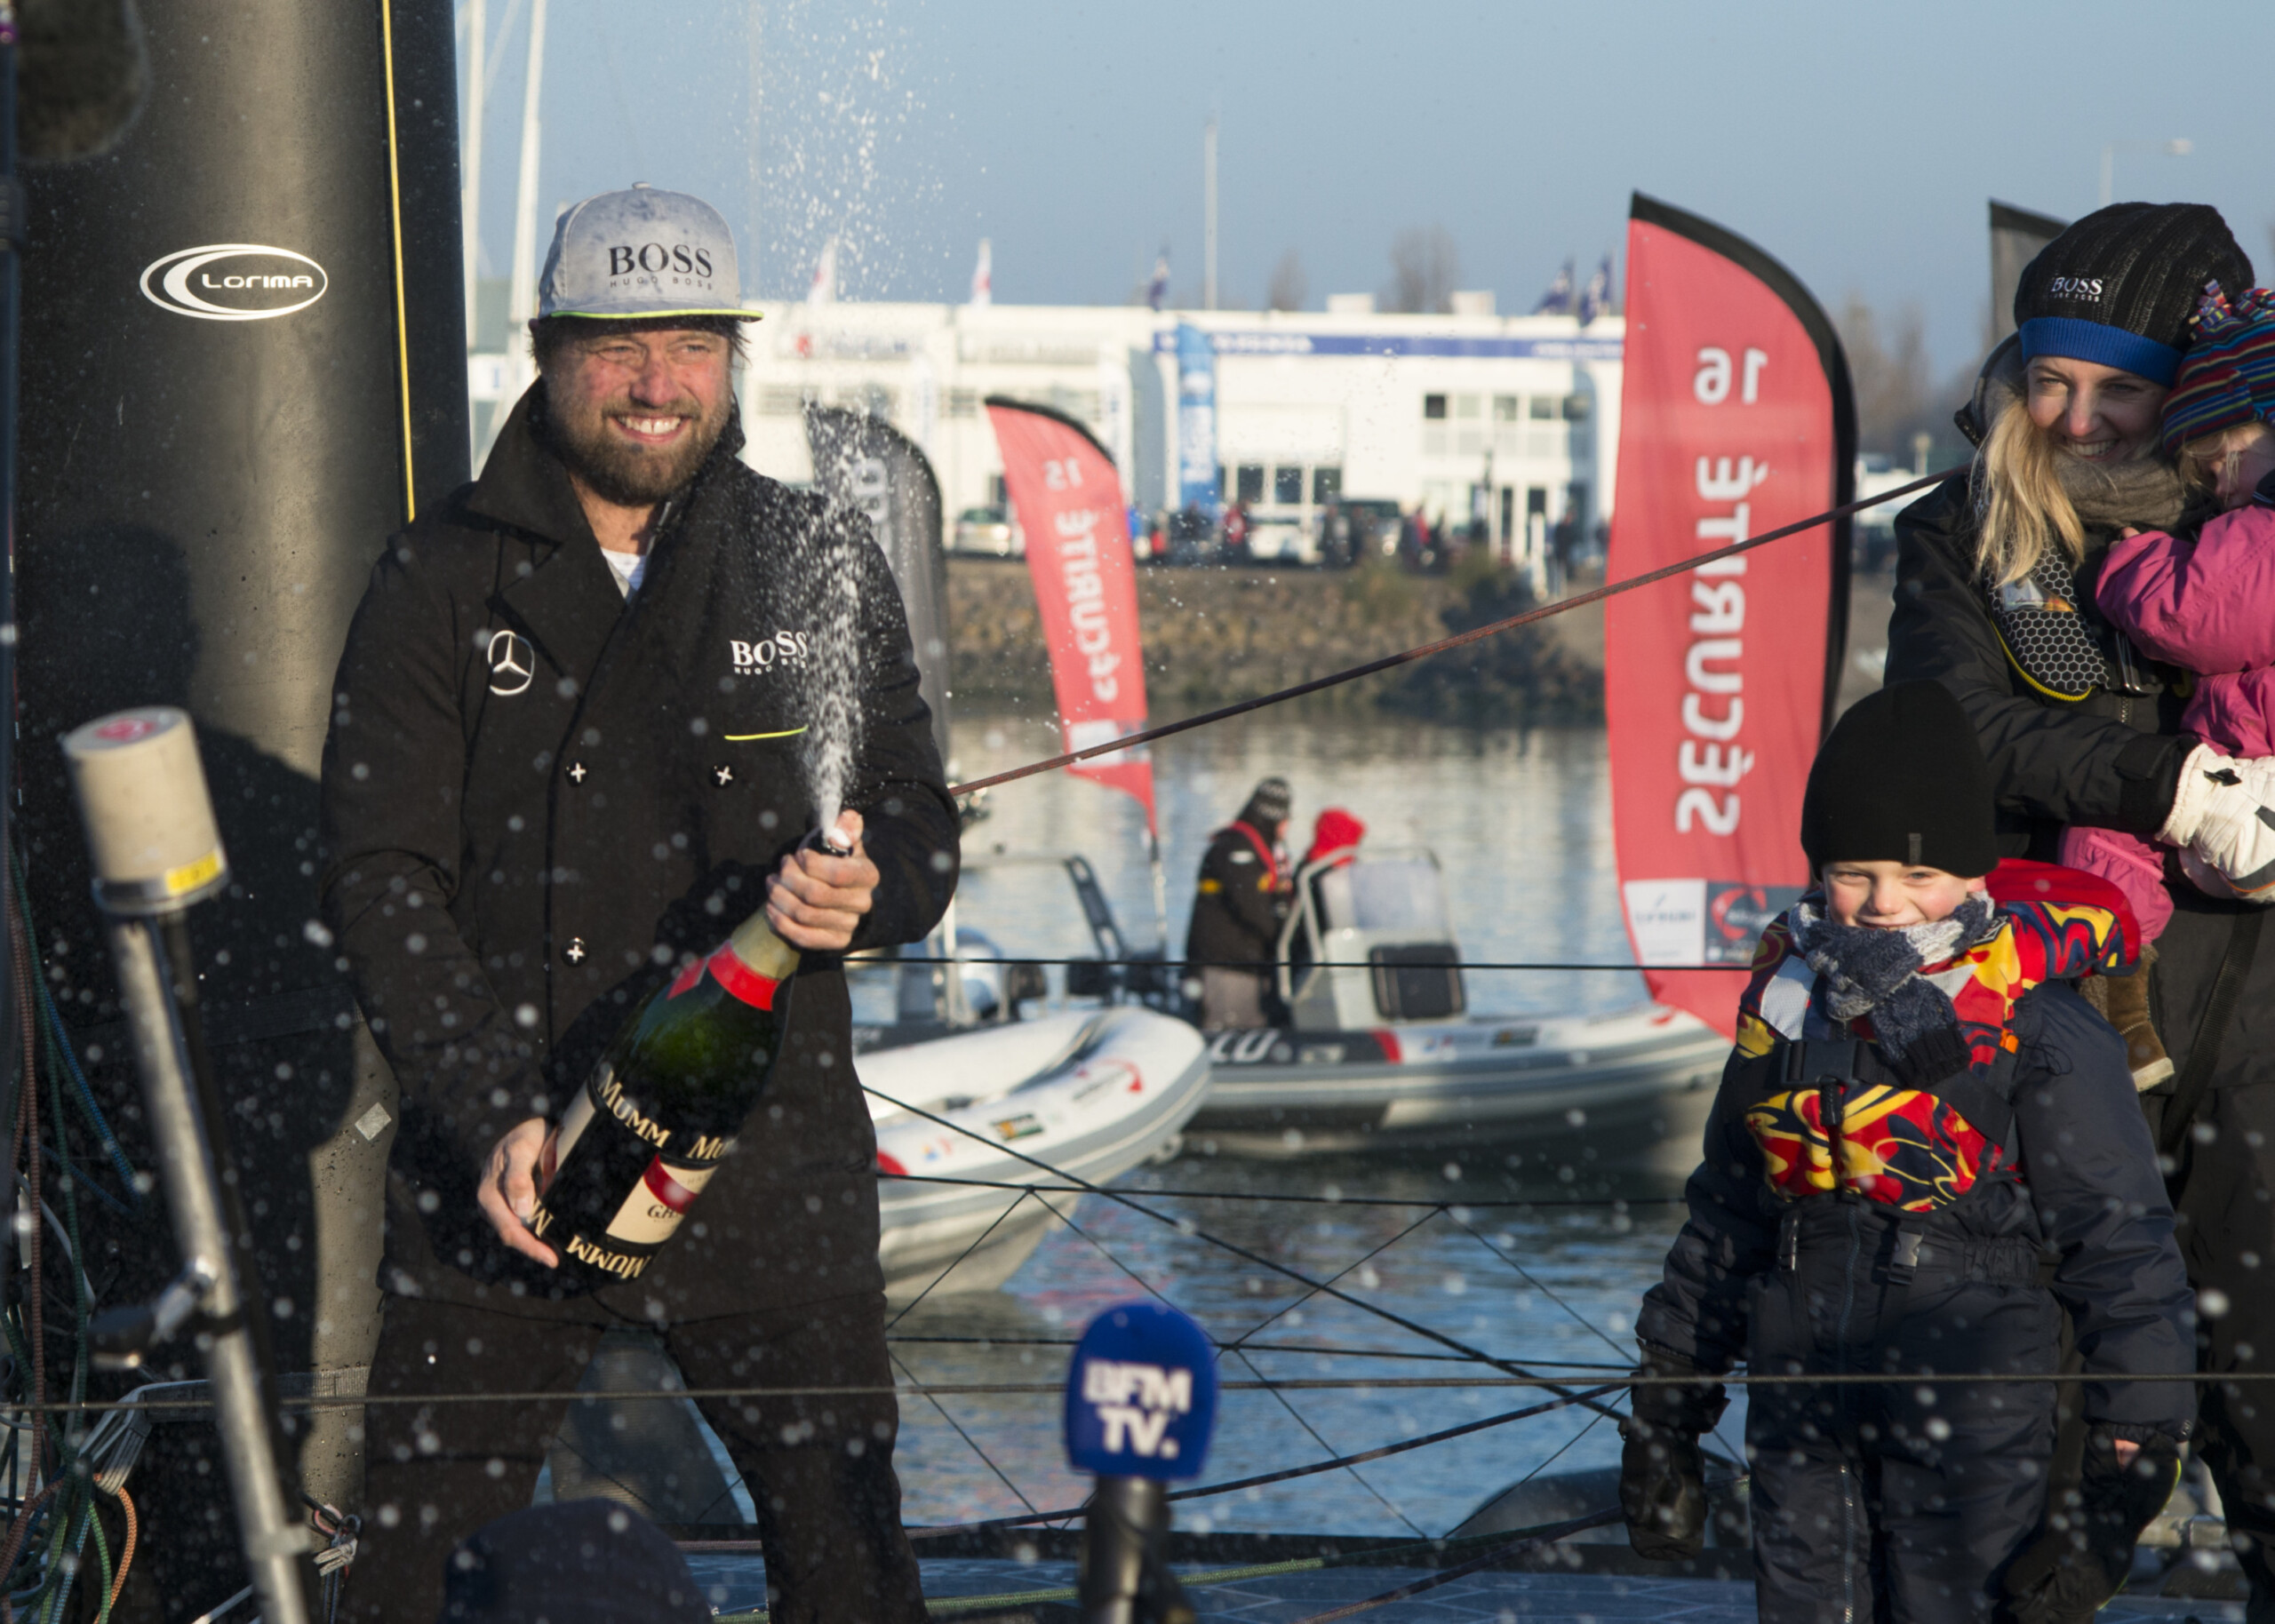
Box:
[320,187,954,1623]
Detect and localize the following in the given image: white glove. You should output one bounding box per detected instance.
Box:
[2161,743,2275,902]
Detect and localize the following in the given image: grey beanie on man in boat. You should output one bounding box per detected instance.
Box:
[1239,776,1293,830]
[435,1500,710,1624]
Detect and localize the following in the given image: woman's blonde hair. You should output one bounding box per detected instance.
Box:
[1974,396,2084,585]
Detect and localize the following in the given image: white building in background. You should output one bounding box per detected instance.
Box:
[469,297,1625,554]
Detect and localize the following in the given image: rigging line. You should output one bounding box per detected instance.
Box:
[544,1412,693,1524]
[1457,1405,1608,1542]
[885,1349,1039,1519]
[1442,1210,1632,1363]
[859,1083,1632,1425]
[1009,1187,1431,1540]
[1230,1345,1427,1540]
[887,1335,1634,1370]
[881,1505,1708,1617]
[1026,1190,1181,1316]
[865,955,1743,971]
[883,1189,1032,1331]
[947,463,1968,798]
[1219,1206,1444,1356]
[3,1365,2255,1418]
[903,1387,1617,1540]
[1282,1499,1642,1624]
[882,1171,1686,1210]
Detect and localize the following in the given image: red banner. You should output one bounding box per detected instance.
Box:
[986,398,1156,830]
[1605,195,1855,1038]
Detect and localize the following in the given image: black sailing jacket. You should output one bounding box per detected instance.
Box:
[1884,477,2191,856]
[1183,823,1287,969]
[319,388,957,1319]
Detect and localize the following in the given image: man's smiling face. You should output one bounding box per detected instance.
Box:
[541,322,735,506]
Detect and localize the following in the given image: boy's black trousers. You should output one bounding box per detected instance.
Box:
[340,1288,926,1624]
[1745,1214,2057,1623]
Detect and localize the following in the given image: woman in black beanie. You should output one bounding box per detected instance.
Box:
[1883,199,2275,1611]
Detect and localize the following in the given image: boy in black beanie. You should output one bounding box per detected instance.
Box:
[1620,681,2194,1623]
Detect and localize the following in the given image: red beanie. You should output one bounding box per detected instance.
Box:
[1305,808,1366,864]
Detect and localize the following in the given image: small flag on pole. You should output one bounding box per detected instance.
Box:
[970,238,993,306]
[1532,258,1575,315]
[1578,255,1613,323]
[808,237,839,306]
[1146,249,1170,312]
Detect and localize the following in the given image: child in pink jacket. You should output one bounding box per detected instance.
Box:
[2062,283,2275,1081]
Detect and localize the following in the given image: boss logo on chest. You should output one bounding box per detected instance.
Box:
[730,632,813,673]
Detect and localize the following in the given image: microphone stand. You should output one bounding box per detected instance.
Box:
[1079,1476,1193,1624]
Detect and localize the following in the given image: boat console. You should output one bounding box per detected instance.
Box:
[1276,847,1466,1030]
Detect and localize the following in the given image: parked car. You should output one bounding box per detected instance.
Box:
[1339,498,1404,560]
[951,505,1024,558]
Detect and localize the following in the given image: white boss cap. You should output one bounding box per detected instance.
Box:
[536,184,762,323]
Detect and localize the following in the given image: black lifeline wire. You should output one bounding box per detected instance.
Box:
[862,1083,1643,1434]
[947,463,1967,798]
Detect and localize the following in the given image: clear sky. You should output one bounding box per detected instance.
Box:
[461,0,2274,372]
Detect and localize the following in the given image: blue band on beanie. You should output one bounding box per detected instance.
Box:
[2018,317,2183,386]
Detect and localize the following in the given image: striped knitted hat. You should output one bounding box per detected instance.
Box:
[2159,283,2275,458]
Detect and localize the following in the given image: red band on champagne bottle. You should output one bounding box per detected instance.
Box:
[643,1157,701,1214]
[703,943,779,1009]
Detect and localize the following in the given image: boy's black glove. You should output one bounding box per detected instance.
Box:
[1618,1346,1727,1562]
[2003,1425,2181,1624]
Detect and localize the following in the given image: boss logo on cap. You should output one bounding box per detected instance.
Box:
[606,243,718,279]
[2046,275,2106,299]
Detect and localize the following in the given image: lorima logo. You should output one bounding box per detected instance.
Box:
[1081,1360,1193,1460]
[140,245,328,322]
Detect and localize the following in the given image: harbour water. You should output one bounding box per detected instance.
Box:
[881,708,1719,1538]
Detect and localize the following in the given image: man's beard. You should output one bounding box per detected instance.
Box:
[547,388,730,506]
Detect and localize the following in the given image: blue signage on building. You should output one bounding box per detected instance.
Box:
[1174,322,1219,513]
[1153,330,1623,362]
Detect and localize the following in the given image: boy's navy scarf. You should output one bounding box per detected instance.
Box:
[1789,892,2000,1077]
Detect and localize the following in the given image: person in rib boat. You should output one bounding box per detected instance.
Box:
[1622,681,2192,1623]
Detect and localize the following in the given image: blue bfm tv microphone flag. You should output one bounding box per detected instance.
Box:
[1064,1302,1218,1624]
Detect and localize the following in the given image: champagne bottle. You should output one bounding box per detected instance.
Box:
[530,905,801,1286]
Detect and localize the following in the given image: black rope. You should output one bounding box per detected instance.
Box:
[862,1082,1634,1428]
[1232,1341,1430,1538]
[905,1387,1616,1540]
[947,464,1966,797]
[881,1171,1686,1209]
[1220,1206,1446,1357]
[874,955,1744,972]
[885,1335,1633,1370]
[883,1188,1033,1330]
[0,1365,2249,1423]
[888,1348,1042,1518]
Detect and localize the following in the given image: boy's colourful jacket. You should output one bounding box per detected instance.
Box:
[1736,860,2137,1211]
[1635,860,2192,1432]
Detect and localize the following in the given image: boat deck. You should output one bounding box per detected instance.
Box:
[678,1554,2247,1621]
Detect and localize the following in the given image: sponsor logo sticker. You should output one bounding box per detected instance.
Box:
[140,244,329,322]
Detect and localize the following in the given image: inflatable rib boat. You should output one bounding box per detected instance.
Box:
[865,1006,1210,1302]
